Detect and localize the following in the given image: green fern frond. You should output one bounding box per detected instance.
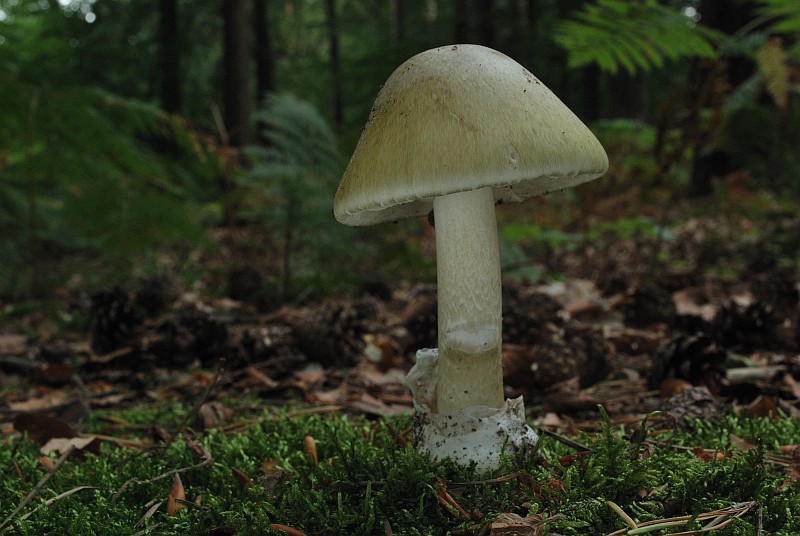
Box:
[0,67,222,290]
[555,0,726,74]
[756,0,800,57]
[246,93,341,192]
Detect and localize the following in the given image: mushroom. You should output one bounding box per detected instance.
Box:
[333,44,608,470]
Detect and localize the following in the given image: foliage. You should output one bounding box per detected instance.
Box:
[0,67,223,297]
[554,0,725,74]
[244,93,354,297]
[756,0,800,57]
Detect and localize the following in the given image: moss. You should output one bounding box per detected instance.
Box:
[1,406,799,534]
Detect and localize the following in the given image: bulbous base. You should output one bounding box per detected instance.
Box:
[406,348,538,472]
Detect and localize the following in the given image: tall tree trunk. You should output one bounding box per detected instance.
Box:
[222,0,251,148]
[526,0,536,31]
[158,0,181,113]
[390,0,405,42]
[253,0,275,105]
[609,70,648,120]
[475,0,494,48]
[581,64,601,122]
[453,0,469,43]
[325,0,343,132]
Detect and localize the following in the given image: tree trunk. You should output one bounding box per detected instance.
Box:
[475,0,494,48]
[253,0,275,106]
[158,0,181,113]
[526,0,536,31]
[390,0,405,42]
[581,64,601,122]
[609,70,648,120]
[324,0,343,132]
[453,0,469,43]
[222,0,251,148]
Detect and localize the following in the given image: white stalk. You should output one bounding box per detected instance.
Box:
[433,186,503,413]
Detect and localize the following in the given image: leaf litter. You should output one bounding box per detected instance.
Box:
[0,214,799,533]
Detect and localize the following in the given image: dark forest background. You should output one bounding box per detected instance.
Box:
[1,0,799,305]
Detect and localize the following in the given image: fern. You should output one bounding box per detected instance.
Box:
[756,0,800,57]
[244,94,345,296]
[0,67,222,296]
[554,0,725,74]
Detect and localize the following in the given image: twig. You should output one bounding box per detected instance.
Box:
[608,501,637,530]
[538,427,592,452]
[18,486,97,521]
[175,358,226,437]
[0,444,76,532]
[111,443,213,505]
[133,499,163,529]
[606,501,757,535]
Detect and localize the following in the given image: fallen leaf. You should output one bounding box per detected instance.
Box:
[39,363,74,385]
[729,433,757,451]
[199,401,234,429]
[744,395,779,419]
[659,378,694,398]
[8,390,68,412]
[166,474,186,516]
[244,366,278,389]
[489,512,548,535]
[692,446,725,462]
[232,467,253,488]
[40,436,100,456]
[269,523,307,536]
[304,435,318,465]
[0,333,27,354]
[13,413,77,444]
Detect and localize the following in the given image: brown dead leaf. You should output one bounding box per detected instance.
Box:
[659,378,693,398]
[244,366,278,389]
[38,363,74,385]
[304,435,318,465]
[784,446,800,485]
[0,333,27,354]
[8,390,68,412]
[166,474,186,516]
[729,433,757,451]
[692,446,725,462]
[489,512,548,535]
[435,478,472,520]
[269,524,307,536]
[40,436,100,457]
[535,412,564,428]
[231,467,253,488]
[87,380,113,394]
[744,395,779,419]
[545,376,603,412]
[13,413,77,444]
[199,401,234,429]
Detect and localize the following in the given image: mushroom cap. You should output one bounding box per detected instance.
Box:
[334,44,608,226]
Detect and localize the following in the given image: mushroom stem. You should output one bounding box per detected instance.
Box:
[433,186,503,413]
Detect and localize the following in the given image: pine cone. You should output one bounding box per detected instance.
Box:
[90,287,142,354]
[290,297,381,367]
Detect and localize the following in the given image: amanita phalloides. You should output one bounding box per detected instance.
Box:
[334,44,608,470]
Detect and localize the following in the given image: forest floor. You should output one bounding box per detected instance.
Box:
[1,189,799,534]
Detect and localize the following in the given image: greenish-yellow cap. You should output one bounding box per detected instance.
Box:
[334,44,608,226]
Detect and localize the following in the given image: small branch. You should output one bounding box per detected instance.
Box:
[19,486,97,522]
[175,358,226,437]
[111,444,213,505]
[0,444,76,532]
